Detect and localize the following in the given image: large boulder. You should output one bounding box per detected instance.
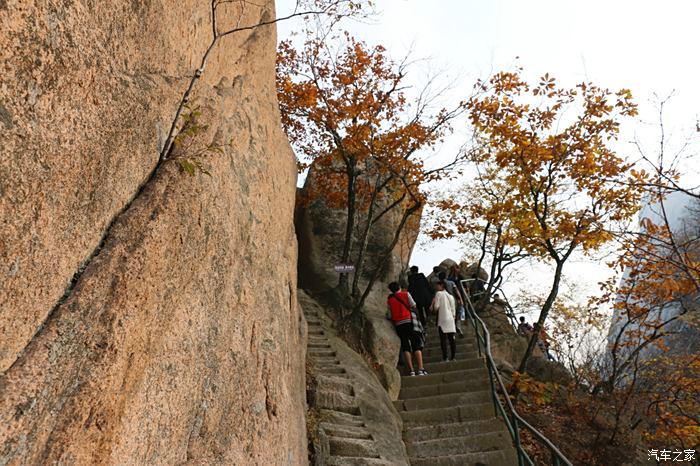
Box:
[1,2,306,464]
[295,161,421,397]
[461,261,489,281]
[295,162,419,294]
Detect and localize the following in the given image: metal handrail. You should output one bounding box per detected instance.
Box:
[459,285,573,466]
[460,278,520,332]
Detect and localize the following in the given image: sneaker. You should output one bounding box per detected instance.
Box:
[442,358,449,363]
[418,369,429,376]
[409,371,416,376]
[450,357,456,362]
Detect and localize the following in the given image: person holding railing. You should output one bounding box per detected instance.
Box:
[431,280,457,362]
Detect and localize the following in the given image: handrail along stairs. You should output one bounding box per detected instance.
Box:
[457,279,573,466]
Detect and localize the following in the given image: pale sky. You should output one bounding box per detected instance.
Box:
[276,0,700,317]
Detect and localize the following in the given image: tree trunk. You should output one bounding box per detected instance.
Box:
[353,202,421,314]
[351,176,383,301]
[518,259,564,373]
[338,160,357,296]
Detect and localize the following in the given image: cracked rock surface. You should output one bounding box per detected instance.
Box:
[0,1,307,464]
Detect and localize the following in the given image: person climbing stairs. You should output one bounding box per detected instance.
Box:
[395,324,518,466]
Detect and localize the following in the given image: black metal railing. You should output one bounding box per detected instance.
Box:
[458,280,573,466]
[460,278,520,332]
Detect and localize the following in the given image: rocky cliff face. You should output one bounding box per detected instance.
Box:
[1,1,306,464]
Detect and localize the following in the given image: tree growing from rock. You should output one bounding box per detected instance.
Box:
[277,28,464,312]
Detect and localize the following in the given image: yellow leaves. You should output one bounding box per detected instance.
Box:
[509,372,552,406]
[460,69,645,259]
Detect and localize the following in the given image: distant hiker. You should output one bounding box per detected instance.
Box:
[467,269,486,298]
[408,265,432,327]
[492,294,506,307]
[387,282,428,376]
[537,325,555,361]
[517,316,533,336]
[438,271,463,307]
[448,264,467,309]
[431,280,457,361]
[429,266,442,293]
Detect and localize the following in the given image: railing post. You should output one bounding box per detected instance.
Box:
[552,450,562,466]
[474,320,482,357]
[486,362,499,418]
[512,415,525,466]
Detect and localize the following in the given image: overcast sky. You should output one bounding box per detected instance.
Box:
[276,0,700,316]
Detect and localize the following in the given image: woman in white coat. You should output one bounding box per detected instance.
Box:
[431,280,457,361]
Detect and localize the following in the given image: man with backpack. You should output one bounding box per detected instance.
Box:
[407,265,432,327]
[387,282,428,376]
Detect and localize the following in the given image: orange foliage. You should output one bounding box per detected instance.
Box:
[277,31,464,204]
[277,26,464,303]
[459,70,645,259]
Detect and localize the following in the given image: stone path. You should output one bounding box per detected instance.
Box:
[304,301,407,465]
[395,324,518,466]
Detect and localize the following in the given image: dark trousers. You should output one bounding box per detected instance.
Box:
[415,303,429,327]
[439,327,456,360]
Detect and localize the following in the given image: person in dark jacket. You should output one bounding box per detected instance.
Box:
[407,265,432,327]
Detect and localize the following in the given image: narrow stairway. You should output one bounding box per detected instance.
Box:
[304,303,403,465]
[395,324,518,466]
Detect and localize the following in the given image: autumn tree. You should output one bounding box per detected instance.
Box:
[590,191,700,446]
[430,174,530,302]
[450,70,647,372]
[277,27,465,312]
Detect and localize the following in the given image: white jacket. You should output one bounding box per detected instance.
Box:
[432,290,456,333]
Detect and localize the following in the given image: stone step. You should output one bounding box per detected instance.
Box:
[421,347,477,359]
[404,418,506,442]
[394,390,492,411]
[401,368,488,388]
[406,431,513,457]
[308,349,337,358]
[322,366,349,376]
[308,337,330,344]
[422,350,480,363]
[327,456,394,466]
[400,402,496,425]
[316,375,355,395]
[308,342,332,349]
[399,379,489,400]
[315,359,343,368]
[328,437,380,458]
[321,423,373,440]
[320,409,366,428]
[423,337,477,353]
[422,358,484,373]
[408,449,517,466]
[308,328,326,336]
[316,391,361,416]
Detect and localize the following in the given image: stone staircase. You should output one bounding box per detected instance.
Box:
[301,292,409,465]
[395,324,518,466]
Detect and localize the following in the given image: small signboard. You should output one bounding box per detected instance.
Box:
[334,264,355,273]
